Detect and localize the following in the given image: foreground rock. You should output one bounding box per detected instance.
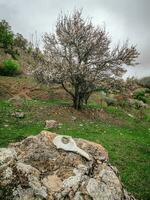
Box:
[0,131,135,200]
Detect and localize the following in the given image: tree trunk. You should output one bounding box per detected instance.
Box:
[84,93,90,105]
[73,96,82,110]
[62,83,85,110]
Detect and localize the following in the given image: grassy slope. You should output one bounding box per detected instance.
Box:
[0,76,150,200]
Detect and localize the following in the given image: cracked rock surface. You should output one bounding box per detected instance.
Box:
[0,131,135,200]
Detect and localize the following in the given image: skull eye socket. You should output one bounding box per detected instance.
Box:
[61,137,70,144]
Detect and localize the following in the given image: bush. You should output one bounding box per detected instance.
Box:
[134,100,147,109]
[145,88,150,93]
[105,97,117,106]
[0,59,21,76]
[118,99,128,107]
[133,88,148,103]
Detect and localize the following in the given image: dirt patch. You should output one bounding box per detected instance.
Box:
[0,76,69,101]
[0,85,12,99]
[29,105,125,126]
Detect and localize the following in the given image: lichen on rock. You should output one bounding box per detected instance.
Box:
[0,131,136,200]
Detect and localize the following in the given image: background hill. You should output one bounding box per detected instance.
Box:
[139,76,150,88]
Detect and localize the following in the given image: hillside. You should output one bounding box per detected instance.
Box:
[139,76,150,88]
[0,75,150,199]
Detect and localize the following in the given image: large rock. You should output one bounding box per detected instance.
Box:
[0,131,135,200]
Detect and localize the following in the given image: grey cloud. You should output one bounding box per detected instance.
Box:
[0,0,149,78]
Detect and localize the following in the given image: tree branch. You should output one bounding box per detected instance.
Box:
[62,82,75,98]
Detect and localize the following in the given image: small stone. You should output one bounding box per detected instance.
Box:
[127,113,134,118]
[72,116,77,121]
[12,112,25,118]
[45,120,60,129]
[4,124,9,127]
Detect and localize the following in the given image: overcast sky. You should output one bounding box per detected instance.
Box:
[0,0,150,78]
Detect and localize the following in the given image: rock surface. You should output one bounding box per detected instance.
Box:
[0,131,135,200]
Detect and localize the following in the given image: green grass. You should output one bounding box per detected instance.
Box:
[23,98,71,107]
[0,99,150,199]
[51,122,150,199]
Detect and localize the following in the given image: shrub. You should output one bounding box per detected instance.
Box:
[0,59,21,76]
[133,88,148,103]
[118,99,128,107]
[105,97,117,106]
[134,100,147,109]
[145,88,150,93]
